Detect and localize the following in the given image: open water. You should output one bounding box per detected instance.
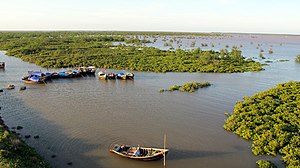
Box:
[0,34,300,168]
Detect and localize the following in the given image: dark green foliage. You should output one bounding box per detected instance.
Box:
[0,125,50,168]
[224,81,300,167]
[256,160,277,168]
[0,32,264,73]
[295,55,300,63]
[163,81,211,93]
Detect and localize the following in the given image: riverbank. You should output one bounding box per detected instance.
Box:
[0,114,50,168]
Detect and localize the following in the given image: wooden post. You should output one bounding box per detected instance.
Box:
[164,134,166,167]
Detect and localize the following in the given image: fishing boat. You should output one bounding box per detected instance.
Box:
[23,75,46,84]
[116,72,127,80]
[98,71,107,80]
[86,66,96,74]
[7,84,15,90]
[58,70,75,78]
[72,69,83,77]
[107,72,116,80]
[110,144,169,161]
[22,71,48,84]
[126,72,134,80]
[0,62,5,69]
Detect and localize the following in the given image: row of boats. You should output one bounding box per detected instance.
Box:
[98,71,134,80]
[22,66,135,84]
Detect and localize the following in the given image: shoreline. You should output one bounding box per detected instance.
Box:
[0,114,51,168]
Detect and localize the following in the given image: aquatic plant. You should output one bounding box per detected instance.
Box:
[295,54,300,63]
[259,53,265,59]
[277,60,289,62]
[256,160,277,168]
[167,85,180,91]
[268,49,273,54]
[163,81,211,93]
[224,81,300,167]
[190,41,196,47]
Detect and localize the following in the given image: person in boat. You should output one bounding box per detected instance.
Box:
[133,147,141,156]
[120,145,125,151]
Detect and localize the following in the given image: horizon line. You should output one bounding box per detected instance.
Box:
[0,29,299,36]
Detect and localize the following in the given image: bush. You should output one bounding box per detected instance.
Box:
[256,160,277,168]
[224,81,300,167]
[295,54,300,63]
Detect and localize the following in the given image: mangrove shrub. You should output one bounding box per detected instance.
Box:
[224,81,300,167]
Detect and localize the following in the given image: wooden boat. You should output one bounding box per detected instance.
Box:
[23,75,46,84]
[110,144,169,161]
[22,71,48,84]
[98,71,107,80]
[126,72,134,80]
[107,72,116,80]
[7,84,15,90]
[0,62,5,69]
[58,70,75,78]
[116,72,127,80]
[86,66,96,74]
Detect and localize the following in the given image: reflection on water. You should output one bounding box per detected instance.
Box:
[0,34,300,168]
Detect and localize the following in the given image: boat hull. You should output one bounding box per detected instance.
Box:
[110,144,168,161]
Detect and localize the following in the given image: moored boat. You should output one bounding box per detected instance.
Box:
[7,84,15,90]
[0,62,5,69]
[107,72,116,80]
[86,66,96,74]
[110,144,169,161]
[58,70,75,78]
[126,72,134,80]
[116,72,127,80]
[22,71,48,84]
[23,76,46,84]
[98,71,107,80]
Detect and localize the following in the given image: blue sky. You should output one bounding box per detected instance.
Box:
[0,0,299,34]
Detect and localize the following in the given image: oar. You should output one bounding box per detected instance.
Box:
[163,134,166,167]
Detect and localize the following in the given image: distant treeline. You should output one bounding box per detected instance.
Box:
[0,31,222,38]
[0,32,263,73]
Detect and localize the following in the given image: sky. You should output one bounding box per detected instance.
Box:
[0,0,299,34]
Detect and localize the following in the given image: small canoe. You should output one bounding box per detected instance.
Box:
[110,144,169,161]
[7,84,15,90]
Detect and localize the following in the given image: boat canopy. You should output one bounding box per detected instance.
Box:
[28,71,44,77]
[28,76,41,82]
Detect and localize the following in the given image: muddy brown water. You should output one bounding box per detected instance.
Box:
[0,34,300,168]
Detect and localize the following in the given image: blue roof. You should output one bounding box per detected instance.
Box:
[28,71,44,77]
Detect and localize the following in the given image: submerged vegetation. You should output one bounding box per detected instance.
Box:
[0,32,263,73]
[0,118,50,168]
[160,81,211,93]
[224,81,300,167]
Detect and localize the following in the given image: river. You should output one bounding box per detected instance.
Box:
[0,34,300,168]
